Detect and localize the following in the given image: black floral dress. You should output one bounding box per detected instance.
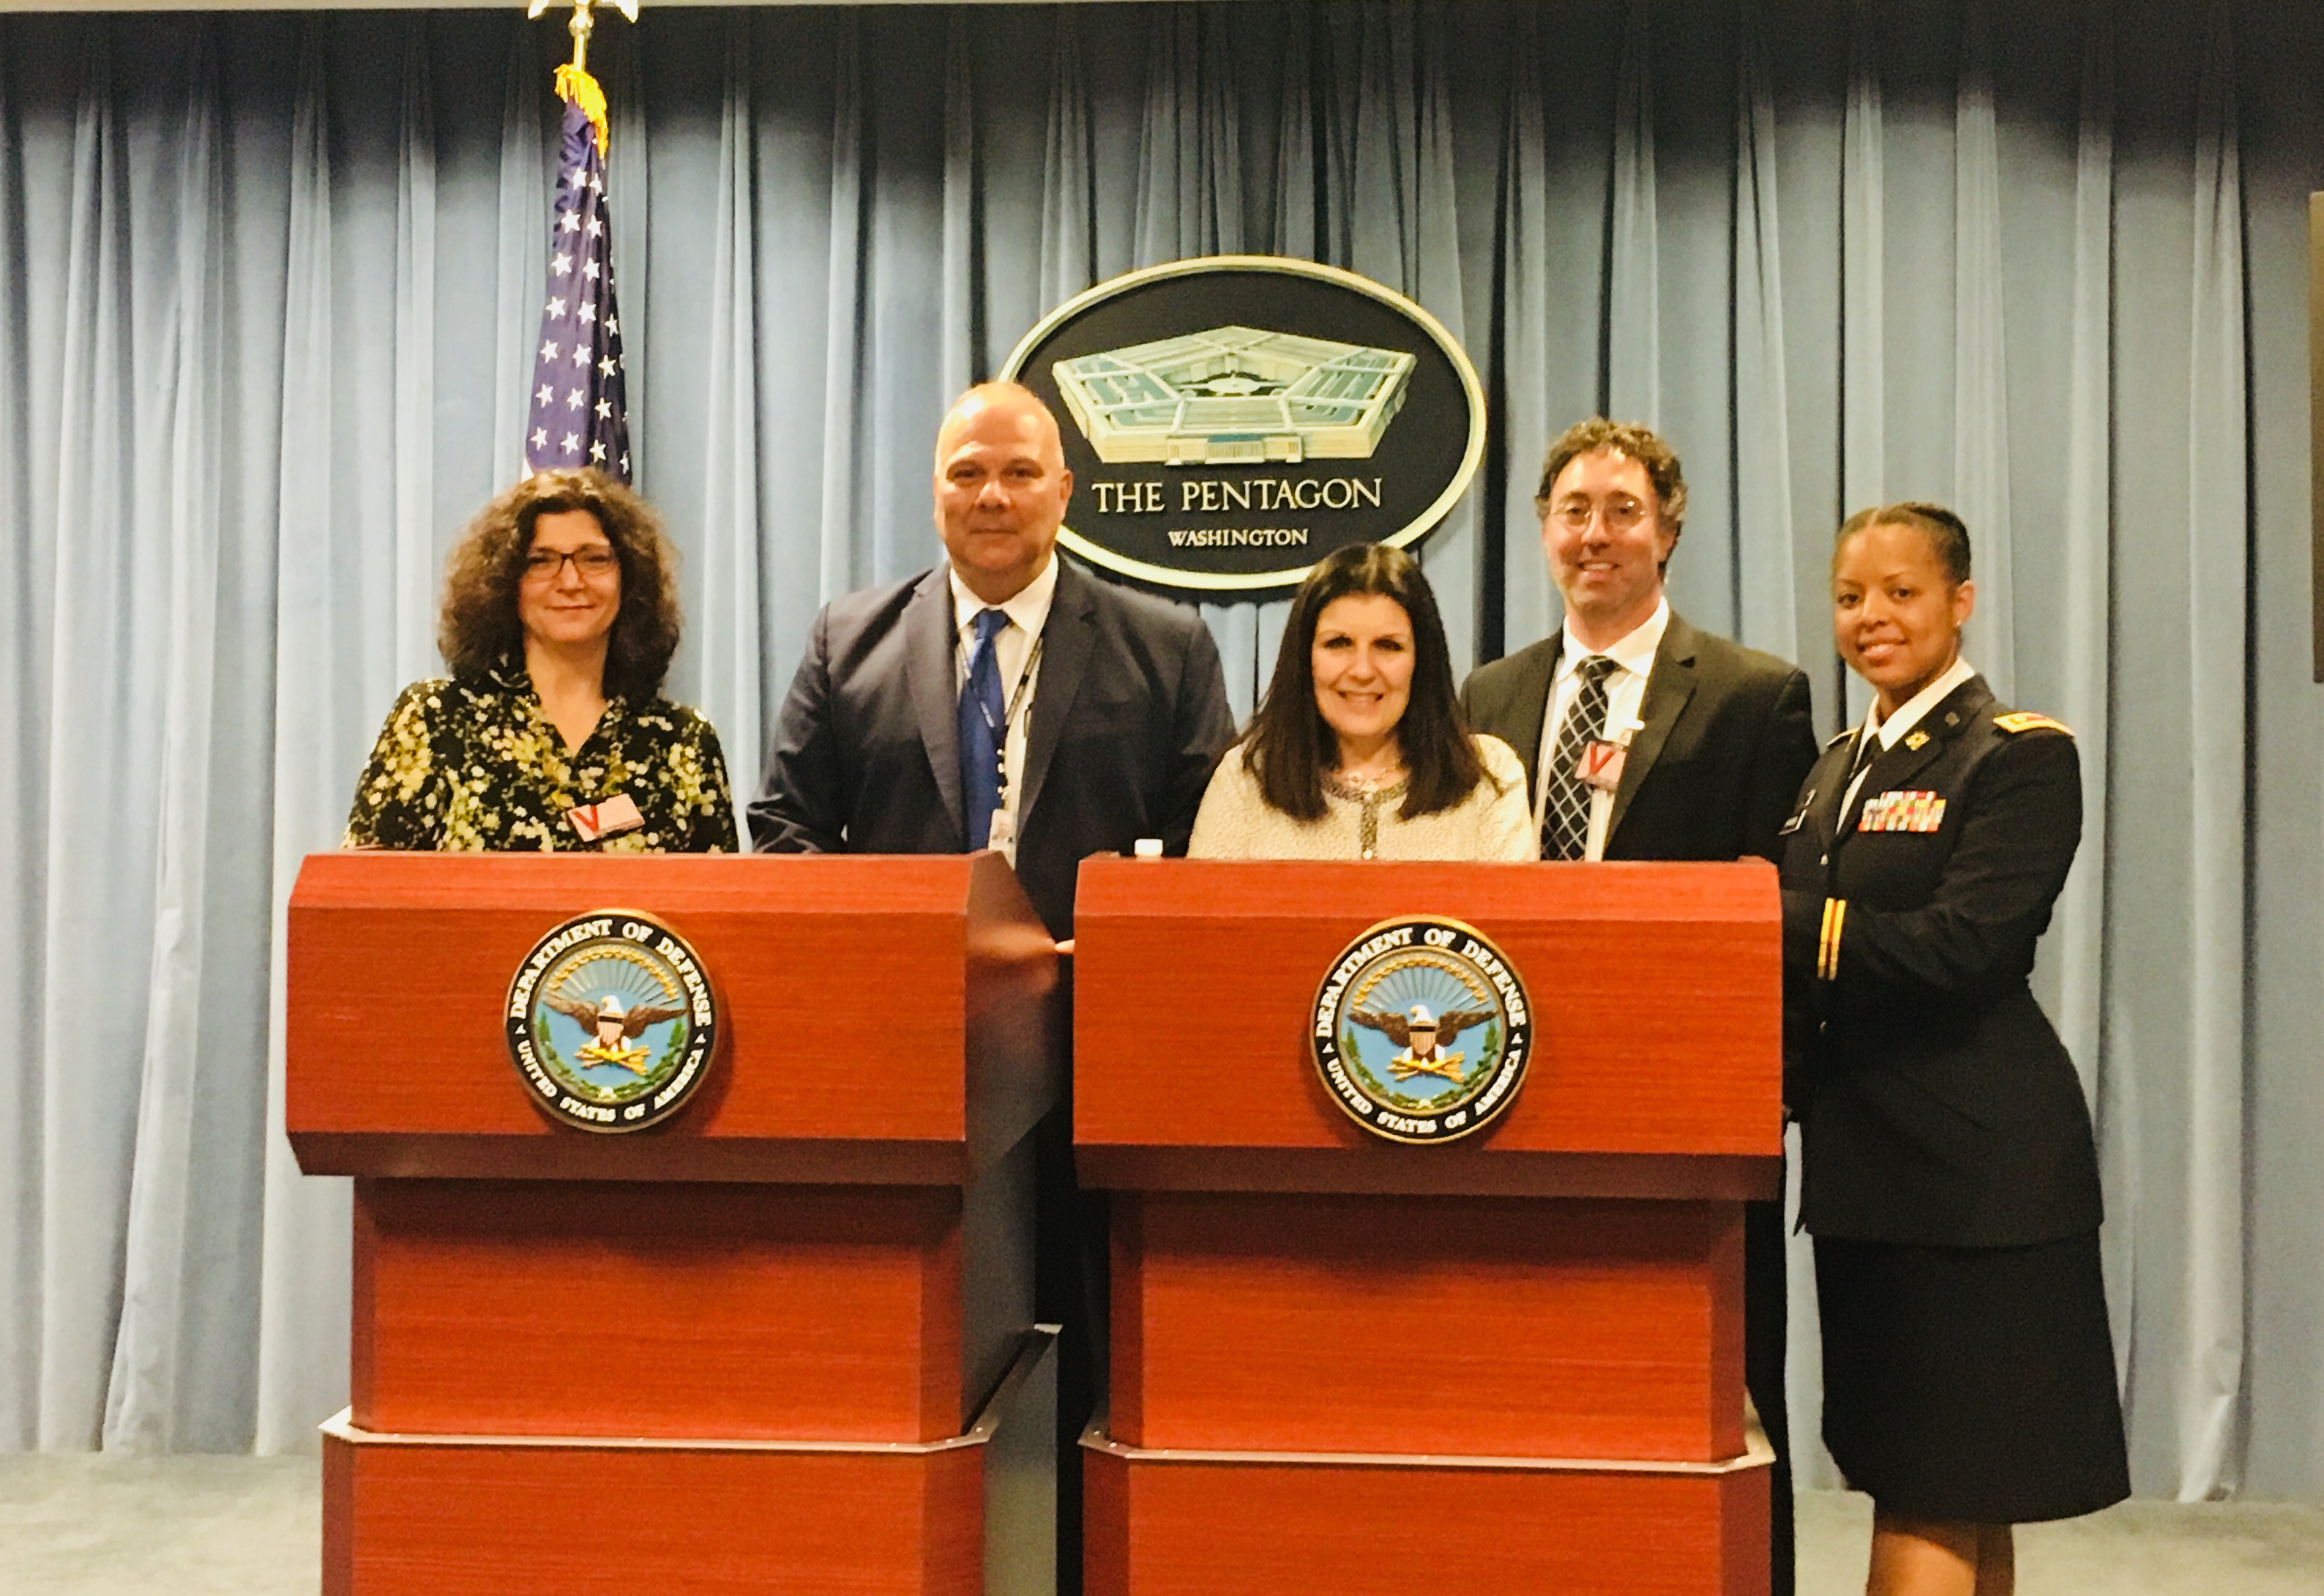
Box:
[345,664,740,853]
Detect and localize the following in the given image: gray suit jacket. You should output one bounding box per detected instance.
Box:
[1459,611,1817,864]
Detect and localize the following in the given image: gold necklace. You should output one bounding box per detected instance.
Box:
[1334,756,1407,791]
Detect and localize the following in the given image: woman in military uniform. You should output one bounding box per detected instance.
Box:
[1781,503,2127,1595]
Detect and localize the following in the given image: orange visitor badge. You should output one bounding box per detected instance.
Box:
[1579,740,1626,793]
[568,791,644,842]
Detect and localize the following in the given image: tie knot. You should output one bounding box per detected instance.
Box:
[1577,655,1616,686]
[972,608,1009,647]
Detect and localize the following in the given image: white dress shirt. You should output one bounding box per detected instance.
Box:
[949,554,1059,862]
[1839,654,1978,818]
[1533,597,1670,861]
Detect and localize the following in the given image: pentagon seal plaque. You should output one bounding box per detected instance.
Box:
[1001,256,1485,594]
[505,909,719,1133]
[1311,917,1531,1144]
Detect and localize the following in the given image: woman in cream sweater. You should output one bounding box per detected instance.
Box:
[1189,543,1532,862]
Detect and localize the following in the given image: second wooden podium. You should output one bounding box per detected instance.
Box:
[287,851,1061,1595]
[1073,857,1782,1596]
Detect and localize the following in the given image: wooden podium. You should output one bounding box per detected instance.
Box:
[1072,858,1782,1596]
[286,851,1062,1595]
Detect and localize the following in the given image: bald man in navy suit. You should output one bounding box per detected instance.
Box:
[749,382,1233,936]
[751,383,1234,1594]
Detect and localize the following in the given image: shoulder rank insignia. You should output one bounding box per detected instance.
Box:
[1859,790,1947,833]
[1995,712,2072,736]
[1903,729,1930,750]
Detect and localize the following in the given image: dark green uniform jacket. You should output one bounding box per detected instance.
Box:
[1779,675,2104,1248]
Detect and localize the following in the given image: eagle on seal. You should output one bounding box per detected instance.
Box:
[1350,1001,1495,1084]
[544,989,684,1074]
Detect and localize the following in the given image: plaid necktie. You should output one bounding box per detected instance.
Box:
[1542,655,1617,860]
[958,608,1009,849]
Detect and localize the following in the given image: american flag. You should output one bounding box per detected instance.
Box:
[524,66,631,481]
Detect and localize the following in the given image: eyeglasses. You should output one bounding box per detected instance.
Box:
[523,547,620,581]
[1547,499,1651,534]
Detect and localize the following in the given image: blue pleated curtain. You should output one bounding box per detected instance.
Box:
[3,1,2322,1502]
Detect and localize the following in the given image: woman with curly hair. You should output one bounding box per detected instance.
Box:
[345,469,739,852]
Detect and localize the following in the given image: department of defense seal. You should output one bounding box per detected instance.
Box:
[1310,917,1532,1144]
[504,909,719,1133]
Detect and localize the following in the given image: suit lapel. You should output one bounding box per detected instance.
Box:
[1604,614,1700,847]
[1016,559,1095,834]
[1791,737,1857,858]
[1499,636,1564,804]
[905,568,966,838]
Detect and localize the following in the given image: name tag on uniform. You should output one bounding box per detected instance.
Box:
[568,792,644,842]
[1779,789,1815,836]
[1858,790,1946,833]
[1578,740,1626,793]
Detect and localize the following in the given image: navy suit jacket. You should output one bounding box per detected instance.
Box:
[747,558,1236,939]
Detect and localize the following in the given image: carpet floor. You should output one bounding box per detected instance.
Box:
[1,1454,2317,1593]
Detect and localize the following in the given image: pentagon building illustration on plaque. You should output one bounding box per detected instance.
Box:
[1053,325,1416,466]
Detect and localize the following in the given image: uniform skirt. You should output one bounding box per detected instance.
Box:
[1814,1231,2129,1524]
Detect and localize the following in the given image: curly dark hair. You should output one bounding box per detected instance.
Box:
[1241,543,1492,824]
[1837,501,1973,586]
[1533,416,1689,548]
[438,469,683,698]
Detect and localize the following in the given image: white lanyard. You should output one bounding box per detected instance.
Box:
[960,624,1045,795]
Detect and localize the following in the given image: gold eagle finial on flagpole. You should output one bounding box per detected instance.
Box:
[526,0,638,78]
[526,0,635,155]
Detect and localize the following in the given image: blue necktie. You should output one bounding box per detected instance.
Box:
[958,607,1009,849]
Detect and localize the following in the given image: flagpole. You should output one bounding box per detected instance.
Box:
[525,0,640,78]
[520,0,641,484]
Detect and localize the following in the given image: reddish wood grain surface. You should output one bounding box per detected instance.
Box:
[352,1179,968,1442]
[1083,1449,1768,1596]
[1077,1146,1779,1201]
[324,1433,982,1596]
[295,1132,985,1185]
[287,853,1057,1173]
[1110,1191,1745,1461]
[1074,858,1781,1160]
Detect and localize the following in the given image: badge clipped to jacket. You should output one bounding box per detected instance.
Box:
[568,792,644,843]
[1579,715,1645,794]
[1578,741,1624,792]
